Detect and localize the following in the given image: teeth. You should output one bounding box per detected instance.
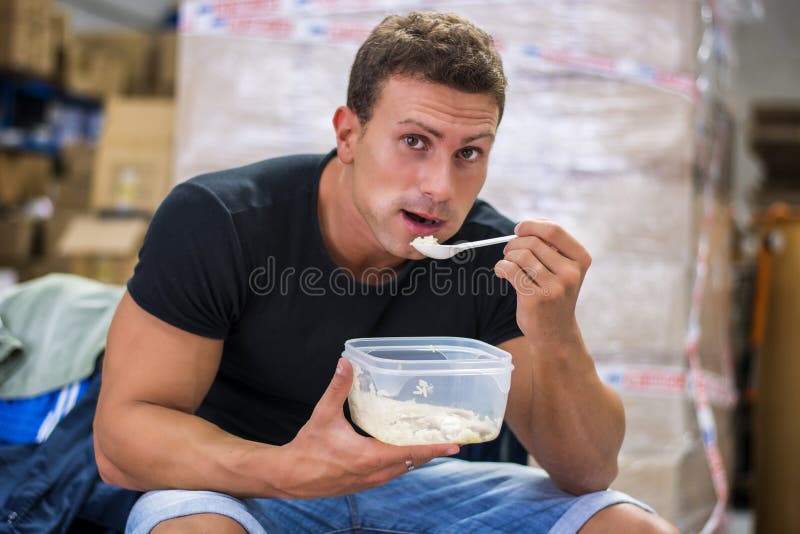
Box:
[405,210,439,225]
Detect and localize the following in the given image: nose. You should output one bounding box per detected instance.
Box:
[418,159,454,203]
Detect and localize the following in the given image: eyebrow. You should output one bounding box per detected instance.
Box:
[398,119,495,145]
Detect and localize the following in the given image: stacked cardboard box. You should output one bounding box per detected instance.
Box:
[91,97,174,213]
[57,214,148,286]
[64,32,154,98]
[1,99,174,286]
[62,37,129,99]
[61,31,178,99]
[55,144,95,210]
[469,5,736,529]
[1,4,179,286]
[49,97,174,285]
[0,152,51,206]
[0,213,35,263]
[154,33,178,96]
[0,0,55,77]
[173,1,741,530]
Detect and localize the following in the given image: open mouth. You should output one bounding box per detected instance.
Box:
[402,209,443,226]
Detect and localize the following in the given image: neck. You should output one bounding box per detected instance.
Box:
[317,157,406,280]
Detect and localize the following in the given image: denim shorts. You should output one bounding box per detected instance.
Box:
[125,458,654,534]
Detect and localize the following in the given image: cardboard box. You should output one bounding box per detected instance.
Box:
[63,37,128,98]
[14,256,71,282]
[54,180,92,211]
[577,257,692,364]
[0,0,54,76]
[67,32,154,95]
[155,33,177,96]
[614,443,716,533]
[60,144,95,181]
[91,98,174,213]
[0,214,35,262]
[43,208,80,257]
[529,400,733,534]
[56,144,95,210]
[0,20,53,76]
[0,0,51,20]
[0,152,51,206]
[50,6,69,53]
[57,214,147,285]
[620,393,734,459]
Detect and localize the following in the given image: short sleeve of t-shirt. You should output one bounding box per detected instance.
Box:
[127,181,247,339]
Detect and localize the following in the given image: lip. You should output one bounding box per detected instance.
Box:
[402,210,447,237]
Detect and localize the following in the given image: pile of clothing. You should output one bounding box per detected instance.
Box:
[0,274,138,533]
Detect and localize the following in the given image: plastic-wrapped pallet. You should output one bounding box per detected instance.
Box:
[173,1,758,530]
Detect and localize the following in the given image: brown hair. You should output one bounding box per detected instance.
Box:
[347,12,506,125]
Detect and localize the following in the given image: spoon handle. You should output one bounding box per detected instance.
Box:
[460,234,516,250]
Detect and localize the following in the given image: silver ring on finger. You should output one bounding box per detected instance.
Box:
[405,459,415,472]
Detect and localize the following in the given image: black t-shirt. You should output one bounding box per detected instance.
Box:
[127,150,523,446]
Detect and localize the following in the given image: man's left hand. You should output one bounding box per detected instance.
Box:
[494,219,592,351]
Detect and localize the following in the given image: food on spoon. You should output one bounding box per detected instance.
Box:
[411,235,439,246]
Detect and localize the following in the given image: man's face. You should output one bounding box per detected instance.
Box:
[345,76,499,260]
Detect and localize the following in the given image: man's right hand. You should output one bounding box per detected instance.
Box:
[276,358,460,499]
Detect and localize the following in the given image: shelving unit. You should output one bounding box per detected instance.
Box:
[0,69,103,157]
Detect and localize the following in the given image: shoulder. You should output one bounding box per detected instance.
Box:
[180,152,332,215]
[454,199,516,241]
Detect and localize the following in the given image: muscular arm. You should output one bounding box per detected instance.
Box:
[93,292,277,496]
[500,336,624,495]
[494,220,624,495]
[94,293,457,498]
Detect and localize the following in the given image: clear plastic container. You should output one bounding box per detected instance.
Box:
[343,337,514,446]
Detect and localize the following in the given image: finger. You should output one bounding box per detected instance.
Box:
[503,236,573,275]
[369,441,460,472]
[406,442,461,463]
[503,249,557,286]
[369,456,427,483]
[494,259,542,298]
[514,220,590,265]
[357,457,422,490]
[310,358,353,421]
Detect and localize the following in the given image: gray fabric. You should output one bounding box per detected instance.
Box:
[0,317,24,385]
[0,274,124,398]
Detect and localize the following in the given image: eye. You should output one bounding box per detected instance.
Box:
[458,147,481,161]
[404,135,426,150]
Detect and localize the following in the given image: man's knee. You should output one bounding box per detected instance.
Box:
[150,513,248,534]
[579,503,679,534]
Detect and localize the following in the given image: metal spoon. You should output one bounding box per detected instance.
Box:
[411,234,516,260]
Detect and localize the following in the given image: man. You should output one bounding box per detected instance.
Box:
[94,11,678,533]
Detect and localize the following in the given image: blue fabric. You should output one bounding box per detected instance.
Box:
[127,459,655,534]
[0,378,91,445]
[0,370,140,533]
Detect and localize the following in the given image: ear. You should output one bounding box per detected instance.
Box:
[332,106,361,164]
